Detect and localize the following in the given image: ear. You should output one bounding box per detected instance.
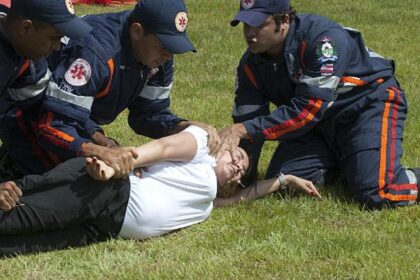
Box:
[130,22,144,41]
[282,14,290,25]
[19,19,34,36]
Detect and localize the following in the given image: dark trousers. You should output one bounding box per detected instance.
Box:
[265,79,418,208]
[0,158,130,257]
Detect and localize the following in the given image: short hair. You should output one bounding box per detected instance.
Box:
[5,9,50,30]
[272,6,296,32]
[128,11,152,36]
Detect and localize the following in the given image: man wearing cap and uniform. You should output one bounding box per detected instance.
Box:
[0,0,92,181]
[219,0,419,208]
[0,0,218,179]
[0,0,91,98]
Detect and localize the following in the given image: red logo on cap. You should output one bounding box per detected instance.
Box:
[175,12,188,32]
[65,0,75,14]
[242,0,255,9]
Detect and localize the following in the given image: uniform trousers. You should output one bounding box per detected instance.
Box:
[0,158,130,257]
[265,78,418,208]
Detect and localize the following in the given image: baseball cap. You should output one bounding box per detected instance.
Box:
[231,0,290,27]
[11,0,92,39]
[131,0,196,54]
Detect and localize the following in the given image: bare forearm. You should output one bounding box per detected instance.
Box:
[132,131,197,168]
[214,178,279,208]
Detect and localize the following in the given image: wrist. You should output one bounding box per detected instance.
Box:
[277,173,287,190]
[232,123,249,139]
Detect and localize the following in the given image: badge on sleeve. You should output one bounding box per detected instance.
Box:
[64,58,92,87]
[316,37,338,64]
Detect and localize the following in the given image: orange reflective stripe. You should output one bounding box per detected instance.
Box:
[388,183,418,191]
[340,76,367,86]
[96,58,115,98]
[42,112,75,142]
[381,193,418,202]
[43,126,74,142]
[17,59,30,77]
[264,99,323,140]
[243,64,258,90]
[378,89,394,193]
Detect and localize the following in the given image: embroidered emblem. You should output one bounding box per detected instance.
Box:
[241,0,255,9]
[65,0,75,15]
[64,58,91,87]
[320,63,334,76]
[175,12,188,32]
[316,37,338,64]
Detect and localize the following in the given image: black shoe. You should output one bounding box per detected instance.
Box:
[409,168,420,202]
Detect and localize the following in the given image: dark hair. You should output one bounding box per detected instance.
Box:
[128,11,152,36]
[5,9,50,30]
[272,6,296,32]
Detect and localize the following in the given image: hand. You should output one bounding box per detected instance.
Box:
[285,175,322,199]
[190,121,221,156]
[97,146,138,178]
[0,181,22,211]
[91,131,120,148]
[86,157,116,181]
[217,123,248,162]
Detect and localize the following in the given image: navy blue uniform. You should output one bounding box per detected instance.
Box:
[234,14,418,208]
[0,11,184,175]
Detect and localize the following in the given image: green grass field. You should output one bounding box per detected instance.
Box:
[1,0,419,279]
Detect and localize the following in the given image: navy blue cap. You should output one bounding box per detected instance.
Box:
[231,0,290,27]
[131,0,196,54]
[11,0,92,39]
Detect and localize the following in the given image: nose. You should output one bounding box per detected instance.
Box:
[243,24,257,40]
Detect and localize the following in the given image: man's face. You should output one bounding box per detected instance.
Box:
[215,147,249,187]
[243,16,287,57]
[19,22,62,59]
[131,24,173,68]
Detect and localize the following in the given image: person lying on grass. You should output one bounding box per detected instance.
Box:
[0,125,320,256]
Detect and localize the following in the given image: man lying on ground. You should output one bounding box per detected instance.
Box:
[0,125,320,256]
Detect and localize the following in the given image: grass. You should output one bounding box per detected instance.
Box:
[1,0,419,279]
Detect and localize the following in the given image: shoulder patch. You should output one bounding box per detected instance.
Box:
[64,58,92,87]
[316,37,338,64]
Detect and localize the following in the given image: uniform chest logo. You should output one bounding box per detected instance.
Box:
[241,0,255,9]
[64,58,92,87]
[65,0,75,15]
[175,12,188,32]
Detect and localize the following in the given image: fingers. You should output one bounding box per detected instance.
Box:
[0,182,22,211]
[206,128,221,156]
[307,182,322,199]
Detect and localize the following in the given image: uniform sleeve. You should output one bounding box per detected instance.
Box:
[35,44,111,160]
[128,60,184,138]
[6,59,50,108]
[238,29,350,143]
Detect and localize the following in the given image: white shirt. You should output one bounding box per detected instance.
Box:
[118,126,217,239]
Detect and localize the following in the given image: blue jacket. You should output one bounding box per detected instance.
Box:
[4,11,183,166]
[233,13,395,143]
[0,12,32,98]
